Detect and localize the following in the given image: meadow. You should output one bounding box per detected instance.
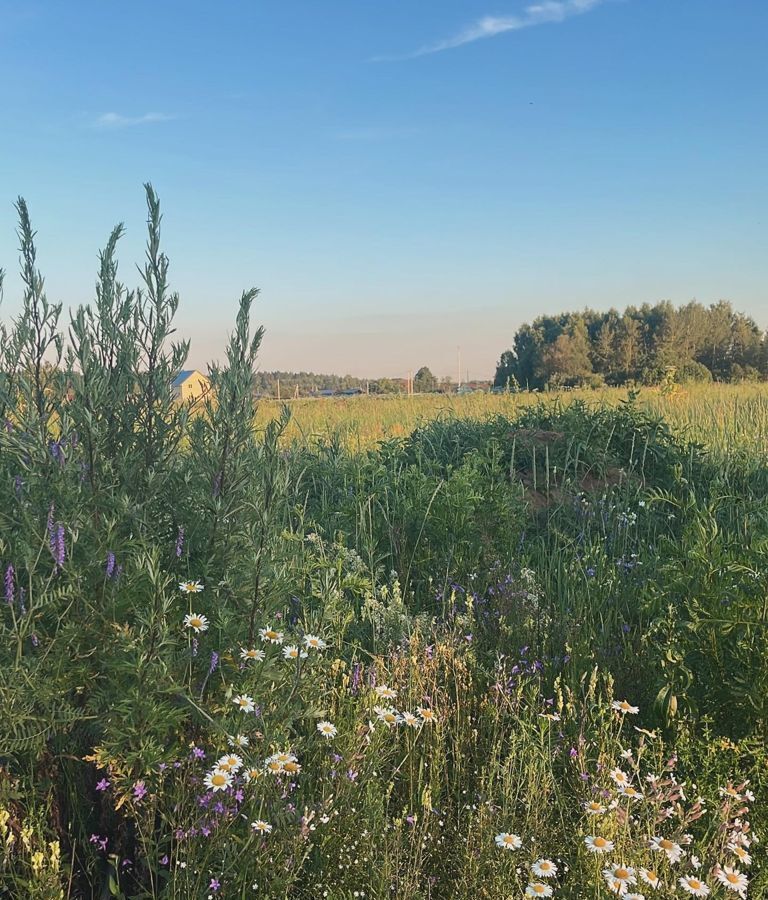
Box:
[0,192,765,898]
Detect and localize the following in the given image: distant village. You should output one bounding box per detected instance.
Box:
[172,368,494,402]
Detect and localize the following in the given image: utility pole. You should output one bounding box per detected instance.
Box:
[457,346,462,390]
[277,378,281,401]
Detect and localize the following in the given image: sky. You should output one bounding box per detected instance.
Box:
[0,0,766,380]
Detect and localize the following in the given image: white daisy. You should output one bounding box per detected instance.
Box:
[416,706,436,723]
[303,634,327,651]
[203,768,232,792]
[625,895,646,900]
[610,767,631,787]
[584,835,614,854]
[282,644,308,660]
[603,865,636,889]
[227,734,250,748]
[373,706,401,727]
[494,832,522,850]
[649,836,683,863]
[316,721,337,739]
[678,876,710,896]
[375,685,398,700]
[183,612,209,633]
[233,694,255,713]
[715,866,748,896]
[243,766,262,782]
[639,868,660,889]
[401,712,420,728]
[531,859,557,879]
[619,784,644,801]
[240,647,265,662]
[584,800,607,815]
[612,699,639,714]
[251,820,272,834]
[179,580,204,593]
[258,626,284,644]
[216,754,243,772]
[729,845,752,866]
[525,884,553,897]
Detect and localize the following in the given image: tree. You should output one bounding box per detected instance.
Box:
[539,319,593,386]
[413,366,438,393]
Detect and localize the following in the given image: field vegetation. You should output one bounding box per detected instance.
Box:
[0,190,765,898]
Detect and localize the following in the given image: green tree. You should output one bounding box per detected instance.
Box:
[413,366,438,392]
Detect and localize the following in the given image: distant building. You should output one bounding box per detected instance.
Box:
[172,369,210,402]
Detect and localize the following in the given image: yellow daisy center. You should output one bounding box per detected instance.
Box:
[660,839,673,849]
[190,617,202,627]
[726,874,740,884]
[688,880,702,889]
[211,773,226,786]
[594,837,607,848]
[615,868,629,879]
[533,887,545,894]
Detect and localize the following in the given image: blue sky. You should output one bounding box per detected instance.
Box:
[1,0,766,378]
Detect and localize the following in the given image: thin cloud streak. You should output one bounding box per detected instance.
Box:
[94,112,174,128]
[376,0,609,61]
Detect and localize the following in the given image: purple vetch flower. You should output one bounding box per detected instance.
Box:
[569,747,578,759]
[175,526,185,558]
[49,439,65,465]
[105,552,116,579]
[95,778,111,791]
[159,855,169,866]
[191,746,206,760]
[18,588,26,616]
[346,768,358,782]
[89,834,108,852]
[4,565,14,605]
[133,781,148,801]
[209,877,221,892]
[208,651,220,674]
[191,638,199,658]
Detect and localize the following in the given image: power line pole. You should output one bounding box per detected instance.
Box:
[457,347,462,390]
[277,378,281,401]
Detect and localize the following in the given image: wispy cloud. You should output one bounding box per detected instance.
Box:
[376,0,609,60]
[94,112,174,128]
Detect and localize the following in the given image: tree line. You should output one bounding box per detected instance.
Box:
[494,300,768,389]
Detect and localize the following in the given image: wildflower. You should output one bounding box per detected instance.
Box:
[531,859,558,878]
[715,866,748,896]
[251,820,272,834]
[243,767,262,782]
[603,865,636,887]
[216,754,243,772]
[374,706,401,727]
[240,647,265,662]
[303,634,327,651]
[95,778,110,792]
[584,800,606,815]
[609,768,631,787]
[209,878,221,892]
[227,734,249,748]
[191,746,206,760]
[203,769,233,792]
[728,844,751,866]
[416,706,436,723]
[233,694,255,713]
[584,835,614,854]
[179,580,204,593]
[612,700,639,714]
[375,685,398,701]
[649,836,683,863]
[495,832,522,850]
[401,712,420,728]
[625,895,646,900]
[283,645,308,660]
[4,565,14,605]
[259,626,284,644]
[639,868,660,889]
[619,784,644,801]
[105,553,116,579]
[133,781,148,801]
[525,884,553,897]
[184,613,209,633]
[283,759,302,775]
[678,876,710,896]
[317,721,337,739]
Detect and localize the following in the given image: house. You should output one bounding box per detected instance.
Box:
[172,369,210,402]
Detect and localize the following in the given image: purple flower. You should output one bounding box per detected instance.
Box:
[191,746,206,760]
[346,769,358,782]
[133,781,148,801]
[175,526,185,558]
[4,565,14,605]
[95,778,110,791]
[569,747,578,759]
[159,855,169,866]
[105,552,116,578]
[209,878,221,892]
[208,651,219,674]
